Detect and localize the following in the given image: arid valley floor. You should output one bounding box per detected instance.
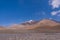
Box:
[0,33,60,40]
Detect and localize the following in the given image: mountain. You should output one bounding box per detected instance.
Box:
[10,19,60,30]
[9,20,38,29]
[21,20,38,25]
[37,19,60,27]
[0,19,60,33]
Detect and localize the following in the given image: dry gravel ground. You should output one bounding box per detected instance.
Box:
[0,33,60,40]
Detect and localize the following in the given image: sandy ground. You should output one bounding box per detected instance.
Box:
[0,33,60,40]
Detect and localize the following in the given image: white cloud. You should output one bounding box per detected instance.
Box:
[49,0,60,9]
[51,10,60,16]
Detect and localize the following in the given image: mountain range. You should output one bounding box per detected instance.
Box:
[0,19,60,33]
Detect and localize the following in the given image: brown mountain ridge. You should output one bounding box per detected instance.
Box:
[0,19,60,33]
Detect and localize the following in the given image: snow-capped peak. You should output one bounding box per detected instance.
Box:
[27,20,33,23]
[21,20,37,25]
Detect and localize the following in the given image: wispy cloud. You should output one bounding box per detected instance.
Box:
[49,18,53,20]
[51,10,60,16]
[57,14,60,16]
[49,0,60,9]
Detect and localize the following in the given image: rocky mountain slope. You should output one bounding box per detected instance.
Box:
[0,19,60,33]
[10,19,60,30]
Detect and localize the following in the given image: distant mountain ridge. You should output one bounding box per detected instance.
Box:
[9,19,60,30]
[0,19,60,33]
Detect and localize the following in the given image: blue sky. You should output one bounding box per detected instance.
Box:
[0,0,60,26]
